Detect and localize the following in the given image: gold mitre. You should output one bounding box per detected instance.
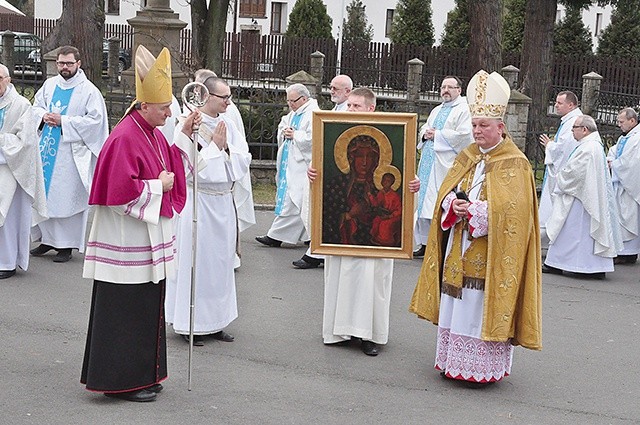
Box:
[466,70,511,119]
[135,45,172,104]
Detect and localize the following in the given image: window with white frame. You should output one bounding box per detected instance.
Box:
[595,13,603,36]
[385,9,394,37]
[240,0,267,18]
[106,0,120,15]
[271,2,285,34]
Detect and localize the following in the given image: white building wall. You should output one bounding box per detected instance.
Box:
[33,0,610,50]
[556,4,612,50]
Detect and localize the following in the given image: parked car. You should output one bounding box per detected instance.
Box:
[101,39,131,74]
[0,31,42,75]
[26,39,132,75]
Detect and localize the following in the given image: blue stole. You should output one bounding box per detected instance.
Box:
[39,85,75,195]
[0,106,6,130]
[417,105,453,215]
[542,120,565,191]
[274,112,303,216]
[615,135,630,159]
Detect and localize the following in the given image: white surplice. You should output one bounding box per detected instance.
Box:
[0,85,47,270]
[607,124,640,255]
[267,98,319,244]
[539,108,582,232]
[165,113,251,335]
[31,69,108,251]
[545,132,622,273]
[436,143,513,382]
[414,96,473,245]
[323,256,394,345]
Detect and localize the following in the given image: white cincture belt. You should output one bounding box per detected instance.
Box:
[188,184,232,196]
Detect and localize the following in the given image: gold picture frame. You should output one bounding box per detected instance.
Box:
[310,111,417,259]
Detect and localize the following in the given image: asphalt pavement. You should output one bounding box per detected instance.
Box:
[1,210,639,424]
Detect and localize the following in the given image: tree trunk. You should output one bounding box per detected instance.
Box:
[468,0,503,73]
[191,0,230,75]
[519,0,556,159]
[42,0,104,84]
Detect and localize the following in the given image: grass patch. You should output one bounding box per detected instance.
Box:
[252,182,276,205]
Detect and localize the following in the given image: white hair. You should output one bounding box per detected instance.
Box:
[0,64,9,78]
[286,83,310,98]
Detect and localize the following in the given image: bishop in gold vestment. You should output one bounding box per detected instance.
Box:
[409,70,542,384]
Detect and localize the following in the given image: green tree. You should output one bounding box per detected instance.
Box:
[554,5,593,55]
[342,0,374,43]
[597,0,640,56]
[286,0,333,39]
[503,0,526,53]
[440,0,470,49]
[388,0,434,46]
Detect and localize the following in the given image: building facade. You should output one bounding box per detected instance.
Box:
[33,1,611,49]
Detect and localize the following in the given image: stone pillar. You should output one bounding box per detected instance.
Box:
[122,0,188,92]
[501,65,520,89]
[43,47,61,79]
[504,89,532,151]
[285,70,319,98]
[1,31,15,77]
[310,51,325,96]
[581,71,603,116]
[107,37,121,86]
[406,58,424,113]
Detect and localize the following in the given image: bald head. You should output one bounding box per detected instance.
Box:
[330,74,353,105]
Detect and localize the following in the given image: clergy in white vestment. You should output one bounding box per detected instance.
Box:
[81,46,201,402]
[293,74,353,270]
[191,69,256,269]
[30,46,108,263]
[314,87,420,357]
[538,91,582,242]
[0,64,47,279]
[607,108,640,265]
[544,115,623,279]
[413,76,473,258]
[410,70,542,384]
[256,83,319,247]
[165,76,251,346]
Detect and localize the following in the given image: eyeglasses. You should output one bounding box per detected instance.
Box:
[440,85,460,90]
[572,125,585,129]
[211,93,232,102]
[287,95,304,103]
[56,61,78,67]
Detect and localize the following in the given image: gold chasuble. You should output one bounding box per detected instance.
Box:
[409,136,542,350]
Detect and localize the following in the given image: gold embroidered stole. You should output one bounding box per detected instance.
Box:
[441,165,488,298]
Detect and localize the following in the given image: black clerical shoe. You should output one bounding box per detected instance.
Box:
[541,264,563,275]
[104,389,156,402]
[53,249,72,263]
[182,334,204,346]
[614,254,638,265]
[0,269,16,279]
[361,340,379,356]
[292,255,323,269]
[575,272,606,280]
[211,330,234,342]
[30,244,54,256]
[146,384,163,393]
[413,245,426,258]
[255,235,282,247]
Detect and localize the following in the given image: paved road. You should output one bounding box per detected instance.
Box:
[1,210,639,424]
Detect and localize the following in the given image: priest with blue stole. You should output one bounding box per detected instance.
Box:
[81,45,201,402]
[30,46,108,263]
